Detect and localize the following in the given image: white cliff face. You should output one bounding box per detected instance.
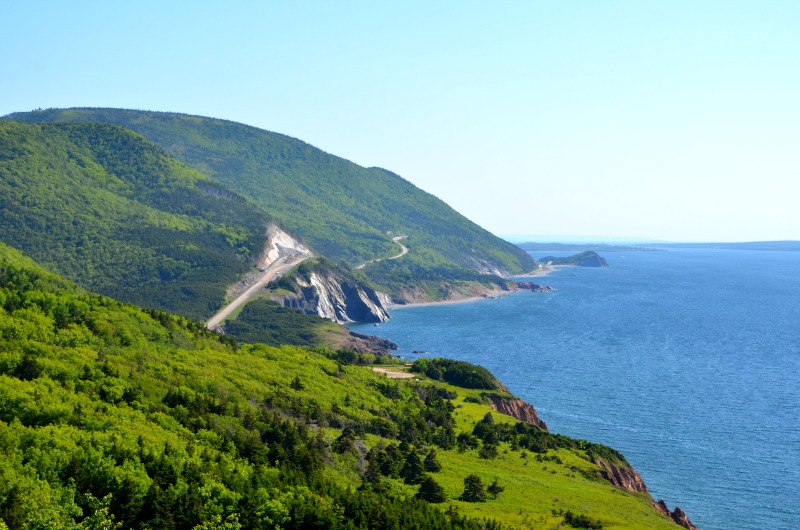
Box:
[260,225,312,269]
[257,225,390,323]
[280,271,390,324]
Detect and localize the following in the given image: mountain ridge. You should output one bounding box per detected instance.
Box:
[6,108,536,292]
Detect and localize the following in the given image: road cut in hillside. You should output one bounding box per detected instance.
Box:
[206,253,310,331]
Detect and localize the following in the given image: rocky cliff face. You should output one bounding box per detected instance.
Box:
[338,331,398,356]
[273,260,391,324]
[515,281,555,292]
[593,458,649,493]
[592,459,697,529]
[488,396,548,431]
[259,225,312,268]
[651,500,698,530]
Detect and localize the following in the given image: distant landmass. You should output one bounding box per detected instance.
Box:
[518,242,657,252]
[651,241,800,251]
[539,251,609,267]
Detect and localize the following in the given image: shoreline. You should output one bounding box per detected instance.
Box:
[390,265,562,310]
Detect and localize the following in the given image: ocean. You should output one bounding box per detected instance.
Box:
[350,249,800,530]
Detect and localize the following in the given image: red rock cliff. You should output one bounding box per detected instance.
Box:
[487,396,548,431]
[593,458,648,493]
[651,500,698,530]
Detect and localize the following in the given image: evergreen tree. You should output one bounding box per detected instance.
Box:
[416,475,447,503]
[478,442,499,460]
[379,443,404,478]
[487,479,505,499]
[363,445,383,484]
[424,448,442,472]
[460,474,486,502]
[402,450,426,485]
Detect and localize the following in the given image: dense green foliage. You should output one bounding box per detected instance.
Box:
[0,243,511,529]
[539,251,608,267]
[0,120,268,320]
[411,358,503,391]
[0,243,681,529]
[222,300,332,347]
[7,109,536,286]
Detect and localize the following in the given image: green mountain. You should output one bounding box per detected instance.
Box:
[0,119,270,320]
[540,251,609,267]
[6,109,536,295]
[0,241,686,530]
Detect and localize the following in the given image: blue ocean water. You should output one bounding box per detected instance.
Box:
[351,249,800,530]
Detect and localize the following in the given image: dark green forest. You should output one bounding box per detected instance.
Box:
[7,109,536,286]
[0,120,268,320]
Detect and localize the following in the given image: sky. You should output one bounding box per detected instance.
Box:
[2,1,799,242]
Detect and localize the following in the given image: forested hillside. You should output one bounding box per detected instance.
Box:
[7,109,536,285]
[0,120,268,319]
[0,242,681,530]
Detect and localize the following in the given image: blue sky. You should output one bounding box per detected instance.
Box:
[2,1,798,242]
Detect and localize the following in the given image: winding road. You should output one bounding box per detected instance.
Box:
[356,235,408,270]
[206,253,311,331]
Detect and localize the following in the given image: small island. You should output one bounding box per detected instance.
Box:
[540,250,609,267]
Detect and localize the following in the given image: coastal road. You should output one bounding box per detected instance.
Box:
[356,235,408,269]
[206,254,311,331]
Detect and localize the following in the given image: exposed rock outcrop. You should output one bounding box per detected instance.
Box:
[338,331,398,356]
[271,258,391,324]
[516,281,555,292]
[593,458,648,493]
[593,458,697,528]
[488,396,548,431]
[651,500,699,530]
[260,225,312,269]
[279,271,390,323]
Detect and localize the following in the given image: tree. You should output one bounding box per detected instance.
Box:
[416,475,447,503]
[424,449,442,472]
[478,442,498,460]
[290,375,304,391]
[460,474,486,502]
[487,479,505,499]
[192,514,242,530]
[79,494,122,530]
[401,450,426,485]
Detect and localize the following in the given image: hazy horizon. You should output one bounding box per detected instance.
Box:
[502,234,800,245]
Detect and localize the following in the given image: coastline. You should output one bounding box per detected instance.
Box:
[390,265,561,310]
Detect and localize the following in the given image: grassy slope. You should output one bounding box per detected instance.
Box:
[0,242,679,530]
[6,109,536,285]
[0,119,269,320]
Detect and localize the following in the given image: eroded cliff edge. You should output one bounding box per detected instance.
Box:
[491,392,696,530]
